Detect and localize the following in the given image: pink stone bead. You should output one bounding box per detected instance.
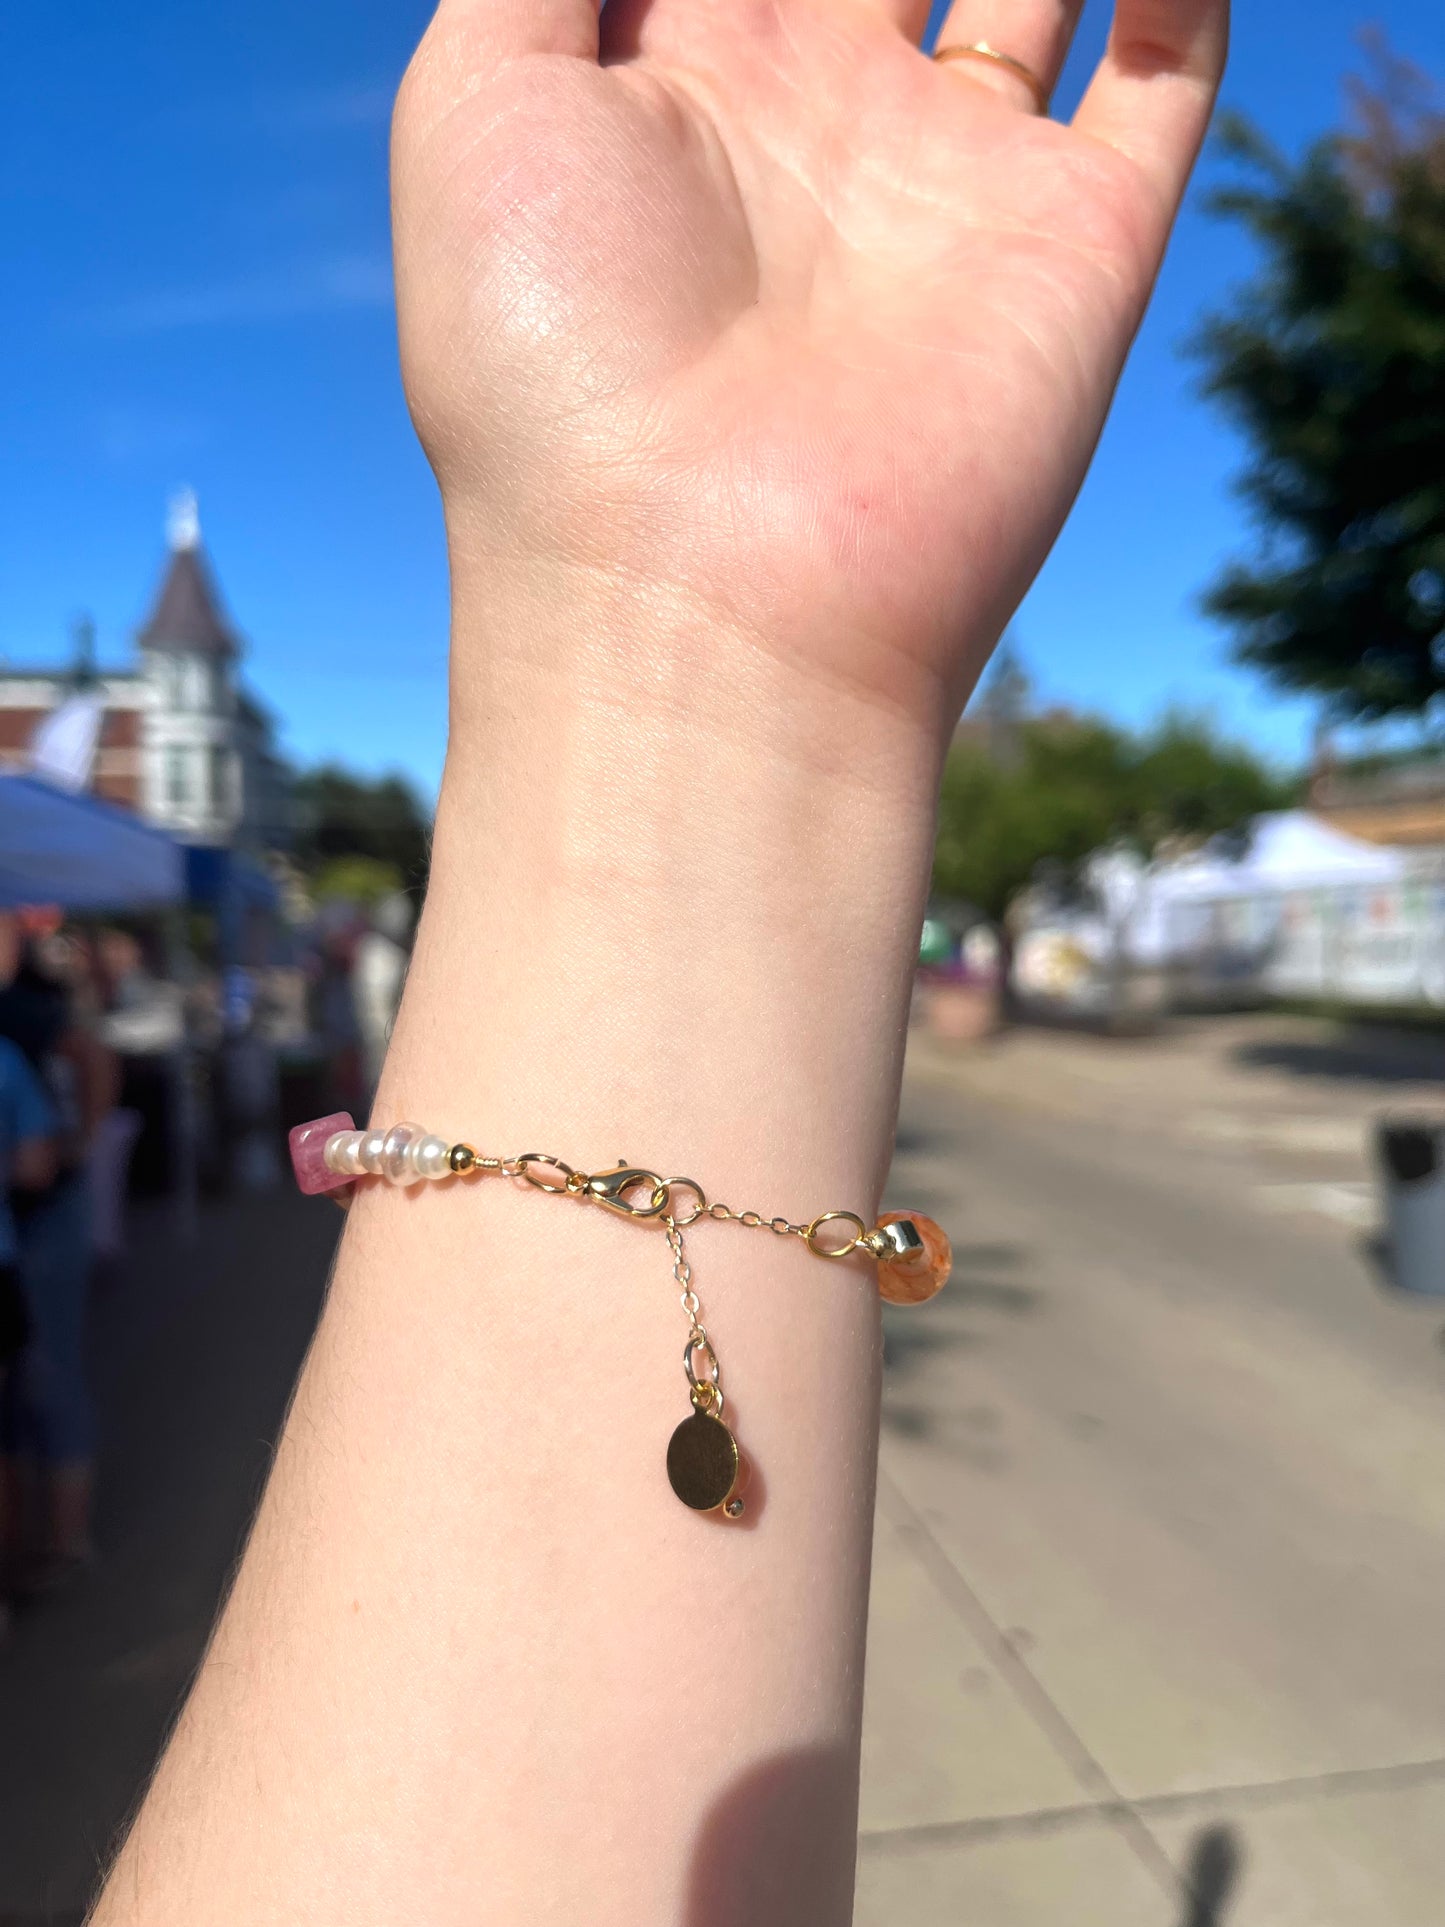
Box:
[289,1112,357,1195]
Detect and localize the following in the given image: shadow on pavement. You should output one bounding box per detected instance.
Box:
[882,1242,1037,1363]
[881,1242,1036,1461]
[1178,1822,1244,1926]
[892,1119,956,1160]
[1232,1028,1445,1086]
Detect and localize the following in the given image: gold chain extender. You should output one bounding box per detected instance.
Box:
[289,1120,953,1520]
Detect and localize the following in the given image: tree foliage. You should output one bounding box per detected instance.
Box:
[291,765,432,890]
[1192,44,1445,721]
[311,854,407,908]
[932,713,1288,920]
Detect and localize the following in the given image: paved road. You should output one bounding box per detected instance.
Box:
[858,1036,1445,1926]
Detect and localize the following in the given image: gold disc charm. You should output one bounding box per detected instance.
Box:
[667,1405,741,1513]
[668,1332,746,1516]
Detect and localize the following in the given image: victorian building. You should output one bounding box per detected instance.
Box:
[0,495,291,850]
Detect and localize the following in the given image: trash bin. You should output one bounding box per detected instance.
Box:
[1376,1119,1445,1297]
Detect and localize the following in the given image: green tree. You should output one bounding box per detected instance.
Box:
[292,765,432,891]
[1129,712,1291,843]
[311,854,407,908]
[1192,46,1445,721]
[932,713,1286,920]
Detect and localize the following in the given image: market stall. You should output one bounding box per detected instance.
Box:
[0,772,185,910]
[1011,812,1436,1018]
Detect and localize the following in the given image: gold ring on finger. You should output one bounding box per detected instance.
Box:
[933,42,1050,117]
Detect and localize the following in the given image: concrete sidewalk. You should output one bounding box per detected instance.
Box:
[855,1032,1445,1926]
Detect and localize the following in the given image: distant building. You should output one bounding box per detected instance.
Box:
[1309,738,1445,851]
[0,494,291,850]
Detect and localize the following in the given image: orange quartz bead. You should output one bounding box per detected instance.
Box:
[875,1210,952,1305]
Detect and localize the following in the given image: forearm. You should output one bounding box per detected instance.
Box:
[89,0,1227,1901]
[93,601,947,1926]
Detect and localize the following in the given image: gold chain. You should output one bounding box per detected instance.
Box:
[440,1147,883,1260]
[704,1201,810,1239]
[663,1214,704,1338]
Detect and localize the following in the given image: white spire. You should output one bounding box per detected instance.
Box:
[167,487,201,552]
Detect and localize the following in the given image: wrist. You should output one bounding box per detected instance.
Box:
[439,518,965,792]
[439,546,949,865]
[377,591,941,1203]
[432,610,941,1032]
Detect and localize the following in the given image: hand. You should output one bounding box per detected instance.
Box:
[393,0,1226,740]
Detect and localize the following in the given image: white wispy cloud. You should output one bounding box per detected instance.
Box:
[174,79,397,139]
[94,403,211,463]
[85,253,395,335]
[258,81,397,134]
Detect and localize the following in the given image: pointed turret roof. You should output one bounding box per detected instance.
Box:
[136,491,240,658]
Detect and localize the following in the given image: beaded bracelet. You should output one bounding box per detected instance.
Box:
[290,1111,951,1520]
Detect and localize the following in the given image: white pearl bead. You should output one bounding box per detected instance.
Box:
[411,1133,452,1180]
[324,1130,363,1175]
[382,1122,422,1184]
[357,1129,387,1175]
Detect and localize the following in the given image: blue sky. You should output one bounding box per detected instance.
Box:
[2,0,1440,796]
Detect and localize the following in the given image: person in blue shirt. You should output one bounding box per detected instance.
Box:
[0,917,108,1594]
[0,1031,56,1629]
[0,1033,56,1345]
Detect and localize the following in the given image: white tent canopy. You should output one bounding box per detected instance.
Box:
[0,773,185,911]
[1113,812,1409,968]
[1016,812,1428,1010]
[1150,810,1405,904]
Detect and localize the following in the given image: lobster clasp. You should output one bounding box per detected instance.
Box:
[584,1163,670,1219]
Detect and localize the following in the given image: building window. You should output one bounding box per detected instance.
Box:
[166,746,190,809]
[211,745,234,816]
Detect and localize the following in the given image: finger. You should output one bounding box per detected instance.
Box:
[1072,0,1228,211]
[878,0,937,47]
[422,0,601,65]
[931,0,1085,115]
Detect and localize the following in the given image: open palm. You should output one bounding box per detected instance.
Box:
[393,0,1226,728]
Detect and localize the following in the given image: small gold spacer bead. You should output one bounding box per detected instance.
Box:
[449,1143,478,1173]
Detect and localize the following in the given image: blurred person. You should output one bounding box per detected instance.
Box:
[310,908,365,1118]
[352,891,414,1094]
[220,964,283,1192]
[91,1,1229,1920]
[85,931,154,1257]
[96,926,184,1057]
[0,914,118,1586]
[94,926,192,1205]
[96,926,144,1003]
[0,1032,56,1633]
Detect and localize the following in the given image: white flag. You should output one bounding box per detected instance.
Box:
[30,692,106,793]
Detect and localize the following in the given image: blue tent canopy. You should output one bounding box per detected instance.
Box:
[0,774,185,911]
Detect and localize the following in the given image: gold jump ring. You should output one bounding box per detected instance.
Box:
[805,1211,869,1260]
